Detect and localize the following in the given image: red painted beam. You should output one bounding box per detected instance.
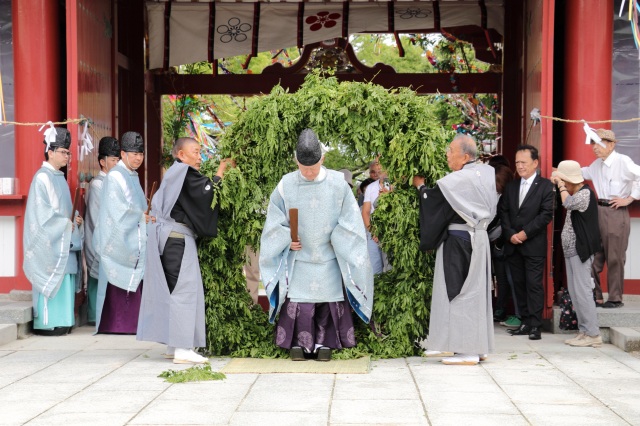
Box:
[148,72,503,96]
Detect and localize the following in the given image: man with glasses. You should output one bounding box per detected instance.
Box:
[94,131,149,334]
[84,137,120,324]
[23,128,84,335]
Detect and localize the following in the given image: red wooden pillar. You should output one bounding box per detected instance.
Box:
[7,0,62,291]
[562,0,613,298]
[563,0,613,164]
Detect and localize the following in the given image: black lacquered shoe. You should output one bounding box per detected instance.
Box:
[290,346,306,361]
[316,347,332,362]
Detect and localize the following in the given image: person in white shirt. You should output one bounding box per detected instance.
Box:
[581,129,640,308]
[361,165,392,274]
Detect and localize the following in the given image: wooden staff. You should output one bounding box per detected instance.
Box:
[289,208,299,242]
[70,187,81,221]
[145,181,158,214]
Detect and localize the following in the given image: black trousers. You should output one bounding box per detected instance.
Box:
[507,249,545,327]
[160,237,185,294]
[443,235,473,301]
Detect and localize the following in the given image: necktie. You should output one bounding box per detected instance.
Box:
[519,181,528,207]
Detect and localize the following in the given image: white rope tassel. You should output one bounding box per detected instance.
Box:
[582,121,605,147]
[43,297,49,326]
[38,121,57,152]
[79,121,93,161]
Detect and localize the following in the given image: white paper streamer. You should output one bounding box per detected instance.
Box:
[79,121,93,161]
[583,121,605,147]
[38,121,57,152]
[530,108,541,123]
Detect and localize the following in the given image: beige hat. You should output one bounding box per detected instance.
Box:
[339,168,353,188]
[552,160,584,184]
[595,128,616,143]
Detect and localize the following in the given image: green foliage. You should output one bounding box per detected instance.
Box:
[158,364,226,383]
[198,72,453,359]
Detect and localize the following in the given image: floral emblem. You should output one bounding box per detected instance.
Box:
[309,197,320,209]
[305,11,341,31]
[25,250,34,260]
[354,254,367,267]
[347,326,356,345]
[217,18,251,43]
[297,331,313,349]
[310,280,320,292]
[276,326,287,345]
[287,302,300,319]
[316,325,326,344]
[396,8,432,19]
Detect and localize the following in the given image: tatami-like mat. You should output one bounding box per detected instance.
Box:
[220,356,370,374]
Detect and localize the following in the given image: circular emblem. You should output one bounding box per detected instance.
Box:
[205,185,211,191]
[276,326,287,345]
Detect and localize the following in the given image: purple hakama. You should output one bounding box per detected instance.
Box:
[275,298,356,352]
[98,282,143,334]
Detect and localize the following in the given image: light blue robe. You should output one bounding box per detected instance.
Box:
[93,160,147,331]
[23,162,82,328]
[84,171,106,322]
[260,167,374,324]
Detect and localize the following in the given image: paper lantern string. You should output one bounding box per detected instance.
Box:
[38,121,57,153]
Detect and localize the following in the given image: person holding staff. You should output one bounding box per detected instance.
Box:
[259,129,374,361]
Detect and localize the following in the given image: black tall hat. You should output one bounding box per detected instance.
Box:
[98,137,121,157]
[120,131,144,153]
[295,128,322,166]
[43,127,71,151]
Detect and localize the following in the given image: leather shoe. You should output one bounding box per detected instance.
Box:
[507,324,531,336]
[601,301,624,308]
[528,327,542,340]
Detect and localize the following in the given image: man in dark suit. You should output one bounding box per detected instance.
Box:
[500,145,554,340]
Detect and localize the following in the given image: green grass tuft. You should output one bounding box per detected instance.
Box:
[158,364,226,383]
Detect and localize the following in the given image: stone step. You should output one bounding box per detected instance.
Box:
[0,323,17,346]
[551,300,640,345]
[609,327,640,352]
[0,300,33,324]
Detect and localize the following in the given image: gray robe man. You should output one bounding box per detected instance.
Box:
[137,137,233,364]
[413,135,497,366]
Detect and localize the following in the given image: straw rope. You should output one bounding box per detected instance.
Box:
[0,118,87,126]
[537,115,640,124]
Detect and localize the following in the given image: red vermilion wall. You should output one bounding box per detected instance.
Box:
[0,0,62,292]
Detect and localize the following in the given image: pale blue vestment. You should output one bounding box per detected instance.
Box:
[93,161,147,331]
[260,167,374,324]
[84,171,105,279]
[23,162,83,326]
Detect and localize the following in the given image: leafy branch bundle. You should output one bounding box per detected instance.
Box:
[199,72,453,358]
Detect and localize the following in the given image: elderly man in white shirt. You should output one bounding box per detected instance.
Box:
[582,129,640,308]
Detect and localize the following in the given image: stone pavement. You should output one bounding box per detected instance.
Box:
[1,326,640,426]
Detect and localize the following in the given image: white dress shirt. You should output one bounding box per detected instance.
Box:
[519,173,536,206]
[581,151,640,199]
